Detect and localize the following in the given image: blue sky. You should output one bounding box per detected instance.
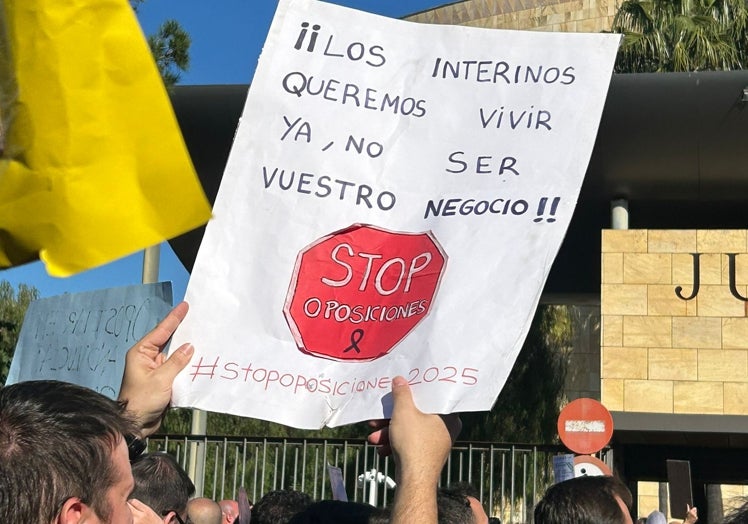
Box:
[1,0,446,301]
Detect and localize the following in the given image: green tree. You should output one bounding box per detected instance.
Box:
[454,305,572,519]
[147,20,191,86]
[131,1,191,86]
[0,280,40,384]
[610,0,748,72]
[459,304,572,444]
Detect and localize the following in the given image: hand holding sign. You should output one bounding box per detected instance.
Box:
[7,282,174,399]
[118,301,195,437]
[368,377,461,463]
[368,376,461,524]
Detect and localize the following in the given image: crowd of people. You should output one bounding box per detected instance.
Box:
[634,506,699,524]
[1,302,746,523]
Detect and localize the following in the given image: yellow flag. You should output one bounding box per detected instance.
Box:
[0,0,212,276]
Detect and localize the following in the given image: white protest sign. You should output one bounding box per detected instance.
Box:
[172,0,620,428]
[6,282,172,398]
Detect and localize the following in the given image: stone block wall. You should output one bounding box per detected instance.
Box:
[601,230,748,415]
[405,0,619,33]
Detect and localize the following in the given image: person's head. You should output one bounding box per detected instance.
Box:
[218,499,240,524]
[533,475,633,524]
[288,500,389,524]
[187,498,223,524]
[438,483,489,524]
[0,380,138,523]
[130,452,195,523]
[646,510,667,524]
[252,489,313,524]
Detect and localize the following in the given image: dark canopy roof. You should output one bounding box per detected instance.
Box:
[168,71,748,301]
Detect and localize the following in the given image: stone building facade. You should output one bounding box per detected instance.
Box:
[601,229,748,515]
[601,229,748,417]
[406,0,618,33]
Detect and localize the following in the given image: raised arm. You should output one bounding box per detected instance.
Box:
[118,301,194,437]
[368,376,461,524]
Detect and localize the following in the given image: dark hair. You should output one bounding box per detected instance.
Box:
[130,452,195,517]
[367,507,392,524]
[444,482,480,499]
[438,483,480,524]
[724,497,748,524]
[533,475,633,524]
[0,380,137,523]
[252,489,313,524]
[288,500,390,524]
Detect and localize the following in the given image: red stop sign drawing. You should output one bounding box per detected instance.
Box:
[283,224,448,361]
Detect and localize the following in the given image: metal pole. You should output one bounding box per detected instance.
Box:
[368,469,378,506]
[141,245,160,284]
[187,406,207,492]
[142,243,208,494]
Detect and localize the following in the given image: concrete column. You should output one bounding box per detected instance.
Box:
[189,410,207,496]
[611,199,629,230]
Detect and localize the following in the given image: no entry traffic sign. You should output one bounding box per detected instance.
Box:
[557,398,614,454]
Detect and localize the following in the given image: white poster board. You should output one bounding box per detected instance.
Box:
[172,0,620,428]
[6,282,172,398]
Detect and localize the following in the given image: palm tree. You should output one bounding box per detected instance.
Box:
[610,0,748,72]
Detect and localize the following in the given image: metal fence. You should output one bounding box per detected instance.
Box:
[145,435,574,523]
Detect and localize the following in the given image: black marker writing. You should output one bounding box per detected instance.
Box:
[294,22,321,52]
[431,57,576,85]
[479,106,552,131]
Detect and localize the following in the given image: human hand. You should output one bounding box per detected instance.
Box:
[368,376,461,483]
[128,499,164,524]
[118,301,194,437]
[684,504,698,524]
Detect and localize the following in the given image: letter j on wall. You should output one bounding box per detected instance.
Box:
[283,224,447,361]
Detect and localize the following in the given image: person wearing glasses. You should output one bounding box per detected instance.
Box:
[1,300,463,524]
[129,452,194,524]
[0,303,194,524]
